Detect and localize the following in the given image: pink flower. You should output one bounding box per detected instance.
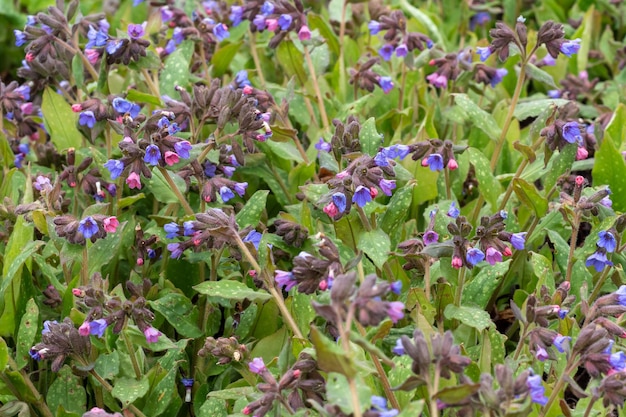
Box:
[143,326,161,343]
[485,247,502,265]
[298,25,311,40]
[79,321,90,336]
[426,73,448,88]
[502,246,512,257]
[85,48,100,64]
[242,85,253,94]
[103,216,119,233]
[265,19,278,31]
[164,151,180,166]
[126,172,142,189]
[323,202,339,217]
[576,146,588,160]
[71,104,82,113]
[451,256,463,269]
[336,170,350,179]
[447,159,458,170]
[421,157,429,167]
[20,102,33,115]
[72,288,84,297]
[369,187,378,198]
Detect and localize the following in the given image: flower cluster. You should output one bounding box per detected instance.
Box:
[53,214,119,245]
[30,318,91,372]
[349,57,395,94]
[368,10,433,61]
[586,230,617,272]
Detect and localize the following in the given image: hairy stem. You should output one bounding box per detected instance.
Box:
[141,68,160,98]
[89,370,148,417]
[538,361,580,417]
[122,330,142,379]
[338,0,348,101]
[158,167,194,216]
[303,45,329,130]
[565,211,582,283]
[248,30,267,88]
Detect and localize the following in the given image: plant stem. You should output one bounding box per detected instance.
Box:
[348,377,363,417]
[141,69,160,98]
[454,267,467,308]
[81,246,88,286]
[157,167,194,216]
[583,395,598,417]
[538,361,580,417]
[424,259,431,300]
[89,370,148,417]
[565,211,582,283]
[6,356,54,417]
[303,45,329,130]
[196,140,216,164]
[248,30,267,89]
[513,323,529,360]
[122,330,142,379]
[338,0,348,101]
[587,267,611,306]
[428,365,441,417]
[54,38,99,81]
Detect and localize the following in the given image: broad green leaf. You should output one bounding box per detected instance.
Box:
[193,280,272,303]
[592,133,626,212]
[524,63,558,88]
[310,326,356,378]
[260,140,304,163]
[444,305,492,332]
[276,40,306,85]
[577,6,594,73]
[434,383,481,403]
[290,291,317,338]
[513,98,569,120]
[397,401,425,417]
[47,366,87,416]
[467,148,502,209]
[0,338,8,372]
[250,327,288,362]
[531,252,555,293]
[126,89,162,106]
[94,351,120,380]
[112,376,149,406]
[359,117,383,156]
[15,299,38,370]
[326,373,371,415]
[399,0,443,46]
[117,193,146,210]
[71,55,84,91]
[236,190,269,228]
[212,41,243,77]
[453,94,502,142]
[148,168,187,204]
[388,356,414,408]
[308,13,340,55]
[605,103,626,147]
[0,132,14,168]
[379,183,415,237]
[461,260,511,309]
[41,88,82,151]
[198,398,228,417]
[143,366,178,417]
[512,178,548,217]
[88,222,125,277]
[357,229,391,269]
[159,41,193,99]
[544,144,577,194]
[149,293,202,338]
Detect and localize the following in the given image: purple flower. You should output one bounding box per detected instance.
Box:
[423,230,439,245]
[34,176,52,193]
[352,186,372,208]
[598,230,616,253]
[14,154,24,168]
[547,90,561,98]
[374,152,389,167]
[144,326,161,343]
[275,270,297,291]
[79,111,96,128]
[278,14,293,31]
[42,320,57,335]
[485,247,502,265]
[332,193,347,213]
[78,216,99,239]
[167,243,183,259]
[161,7,174,22]
[260,1,274,14]
[230,6,244,26]
[86,26,108,49]
[558,308,569,319]
[466,248,485,266]
[164,222,179,239]
[615,286,626,306]
[172,27,184,44]
[527,374,548,405]
[427,72,448,88]
[29,348,43,361]
[392,338,405,355]
[386,302,404,323]
[112,98,140,118]
[384,144,410,159]
[395,44,408,57]
[315,138,331,152]
[249,357,267,374]
[562,122,582,145]
[426,154,444,171]
[560,39,581,57]
[174,141,192,159]
[379,44,394,61]
[104,159,124,179]
[510,232,526,250]
[491,68,508,87]
[469,12,490,30]
[220,186,235,202]
[535,346,549,361]
[181,378,194,388]
[233,182,248,197]
[234,70,251,88]
[106,39,124,55]
[586,251,613,272]
[244,230,262,250]
[183,221,195,236]
[127,22,146,39]
[144,144,161,166]
[213,23,230,42]
[14,30,26,47]
[15,85,30,101]
[553,335,571,353]
[447,202,460,218]
[542,54,556,66]
[379,179,396,196]
[390,281,402,295]
[476,46,492,62]
[368,20,381,35]
[89,319,108,338]
[168,123,181,135]
[253,14,267,31]
[378,76,394,94]
[610,352,626,371]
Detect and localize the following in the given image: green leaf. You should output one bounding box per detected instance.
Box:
[453,94,502,141]
[513,98,569,120]
[15,299,38,370]
[444,305,492,331]
[310,326,356,378]
[524,63,557,88]
[148,168,187,204]
[357,229,391,269]
[379,183,415,237]
[307,13,340,55]
[235,190,269,228]
[592,133,626,212]
[397,401,425,417]
[326,373,371,415]
[112,376,150,406]
[88,222,125,277]
[159,41,193,99]
[126,89,162,106]
[512,178,548,217]
[211,41,243,77]
[193,280,272,303]
[0,338,8,372]
[198,398,228,417]
[46,366,86,416]
[359,117,383,157]
[94,351,120,380]
[467,148,502,209]
[434,383,481,403]
[544,144,576,193]
[143,367,178,417]
[605,103,626,147]
[276,40,306,85]
[117,193,146,210]
[71,55,84,91]
[149,293,202,338]
[461,260,511,309]
[399,0,444,46]
[259,140,304,163]
[250,327,288,362]
[41,88,82,151]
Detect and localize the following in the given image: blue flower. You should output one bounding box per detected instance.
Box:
[29,348,43,361]
[260,1,274,14]
[213,23,230,42]
[610,352,626,371]
[157,116,170,129]
[220,186,235,202]
[395,44,408,57]
[168,123,181,135]
[230,6,244,26]
[332,193,347,213]
[14,30,26,47]
[547,90,561,98]
[560,39,581,57]
[14,154,24,168]
[352,186,372,208]
[244,230,262,250]
[585,251,613,272]
[392,338,405,355]
[476,46,492,62]
[79,111,96,128]
[385,144,410,160]
[447,202,460,218]
[374,151,389,167]
[510,232,526,250]
[112,98,140,118]
[78,216,99,239]
[491,68,508,87]
[167,243,184,259]
[466,248,485,266]
[89,319,108,338]
[104,159,124,179]
[562,121,582,145]
[234,70,251,88]
[597,230,616,253]
[144,144,161,166]
[315,138,331,152]
[558,308,569,319]
[426,153,444,171]
[106,39,124,55]
[379,179,396,196]
[164,40,176,54]
[164,222,179,239]
[233,182,248,196]
[526,374,548,406]
[181,378,194,388]
[368,20,381,35]
[553,335,571,353]
[379,44,394,61]
[390,280,402,295]
[253,14,267,31]
[183,221,195,236]
[86,26,108,49]
[469,12,491,30]
[614,286,626,306]
[15,85,30,101]
[172,27,184,44]
[174,141,192,159]
[18,143,29,154]
[278,14,293,31]
[42,320,57,335]
[378,76,394,94]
